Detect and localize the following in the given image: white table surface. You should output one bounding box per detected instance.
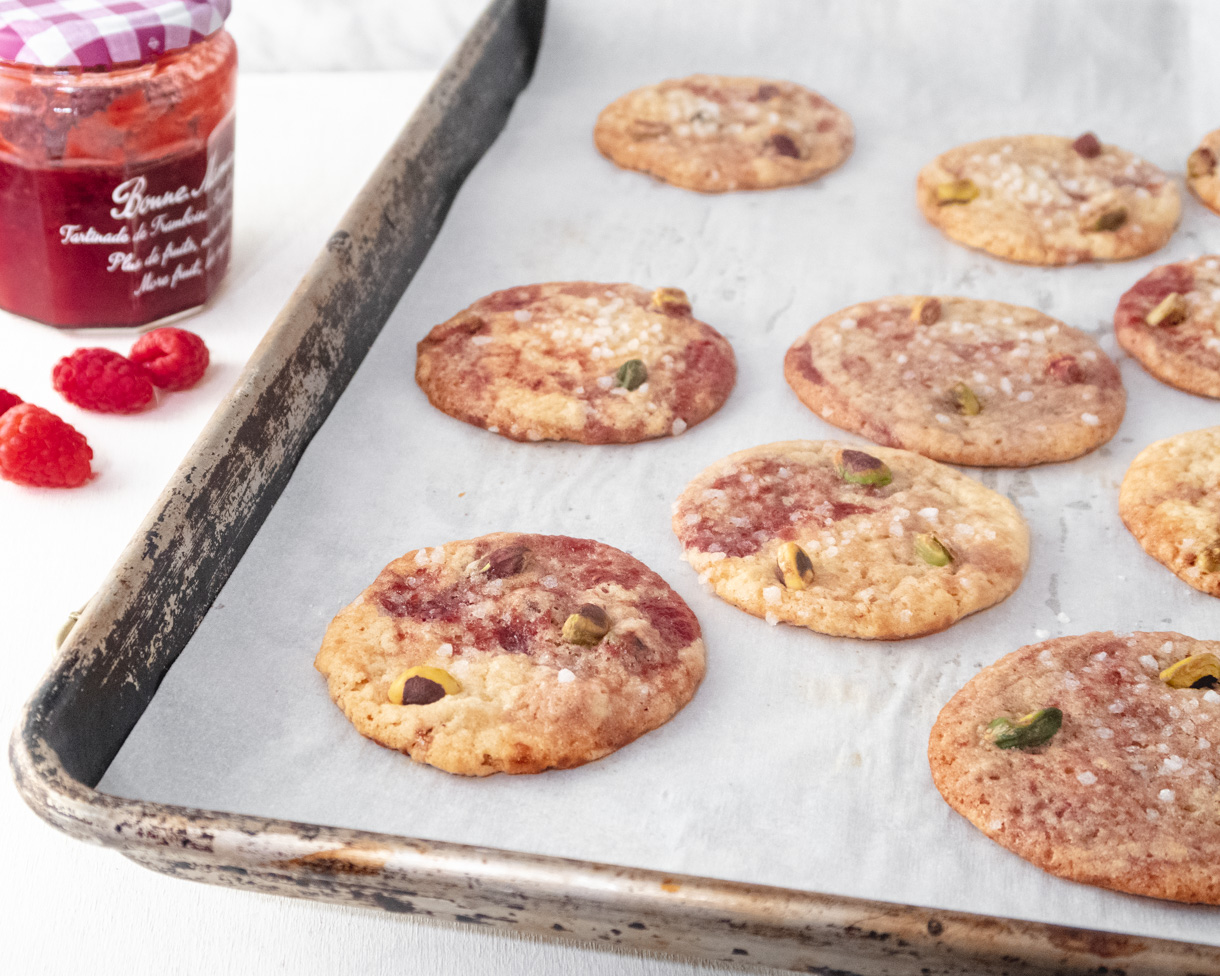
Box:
[0,70,753,976]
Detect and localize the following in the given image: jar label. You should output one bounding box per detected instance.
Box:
[0,114,235,328]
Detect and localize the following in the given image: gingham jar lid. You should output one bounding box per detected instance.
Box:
[0,0,230,68]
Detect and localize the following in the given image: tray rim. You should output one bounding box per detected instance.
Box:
[10,1,1220,973]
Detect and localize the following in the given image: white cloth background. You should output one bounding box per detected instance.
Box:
[227,0,485,71]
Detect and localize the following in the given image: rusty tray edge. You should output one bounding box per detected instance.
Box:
[10,1,1220,973]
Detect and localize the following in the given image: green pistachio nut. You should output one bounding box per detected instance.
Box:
[1091,207,1128,232]
[562,603,610,646]
[952,381,981,416]
[1159,652,1220,689]
[777,541,814,590]
[1196,543,1220,574]
[835,449,892,487]
[914,533,952,567]
[615,359,648,391]
[986,707,1063,749]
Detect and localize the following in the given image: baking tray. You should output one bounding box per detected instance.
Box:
[12,0,1220,972]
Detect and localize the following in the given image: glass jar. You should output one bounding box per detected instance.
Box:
[0,1,236,328]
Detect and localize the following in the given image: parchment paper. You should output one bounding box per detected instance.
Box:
[101,0,1220,945]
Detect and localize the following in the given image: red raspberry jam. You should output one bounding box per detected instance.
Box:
[0,28,236,328]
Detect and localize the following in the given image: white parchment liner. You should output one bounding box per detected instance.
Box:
[102,0,1220,945]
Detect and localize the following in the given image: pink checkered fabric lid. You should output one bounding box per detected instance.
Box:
[0,0,229,68]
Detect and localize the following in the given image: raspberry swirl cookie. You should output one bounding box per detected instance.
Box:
[1187,130,1220,216]
[315,533,706,775]
[415,282,735,444]
[917,134,1180,265]
[594,75,853,193]
[672,441,1029,640]
[1114,257,1220,399]
[931,632,1220,905]
[1120,426,1220,599]
[784,296,1125,467]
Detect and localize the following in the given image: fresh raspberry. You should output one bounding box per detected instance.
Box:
[0,388,21,417]
[0,403,93,488]
[52,347,154,413]
[129,328,210,391]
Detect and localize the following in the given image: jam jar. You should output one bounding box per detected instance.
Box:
[0,0,236,328]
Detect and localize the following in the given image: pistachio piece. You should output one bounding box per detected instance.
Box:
[911,297,941,325]
[1160,653,1220,689]
[777,541,814,590]
[562,603,610,646]
[986,708,1063,750]
[1072,132,1102,159]
[936,179,979,205]
[389,665,461,705]
[951,381,981,416]
[1090,207,1128,232]
[1145,292,1187,328]
[1045,354,1083,383]
[615,359,648,391]
[914,533,952,567]
[475,543,530,578]
[771,132,801,158]
[1188,146,1216,179]
[650,286,692,316]
[835,448,893,487]
[1199,543,1220,574]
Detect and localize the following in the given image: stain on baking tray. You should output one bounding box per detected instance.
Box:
[370,893,417,914]
[1047,926,1148,958]
[274,846,389,876]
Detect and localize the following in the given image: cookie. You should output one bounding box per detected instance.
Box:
[671,441,1029,640]
[1119,426,1220,598]
[415,282,736,444]
[930,631,1220,905]
[1187,130,1220,215]
[315,533,706,776]
[593,75,853,193]
[784,296,1125,467]
[1114,257,1220,399]
[917,134,1180,265]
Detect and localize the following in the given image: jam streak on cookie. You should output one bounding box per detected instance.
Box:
[850,303,1119,394]
[368,534,698,678]
[932,632,1220,902]
[1115,261,1220,362]
[416,282,736,444]
[1115,263,1195,331]
[787,297,1124,464]
[676,456,890,558]
[669,336,735,424]
[1113,258,1220,399]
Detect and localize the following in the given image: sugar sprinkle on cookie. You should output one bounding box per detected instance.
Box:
[594,75,853,193]
[785,295,1125,466]
[415,282,736,444]
[917,134,1180,265]
[1114,257,1220,399]
[1187,129,1220,216]
[931,631,1220,905]
[672,440,1029,640]
[315,533,706,775]
[1120,426,1220,598]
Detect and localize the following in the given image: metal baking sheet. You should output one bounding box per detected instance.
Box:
[93,0,1220,951]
